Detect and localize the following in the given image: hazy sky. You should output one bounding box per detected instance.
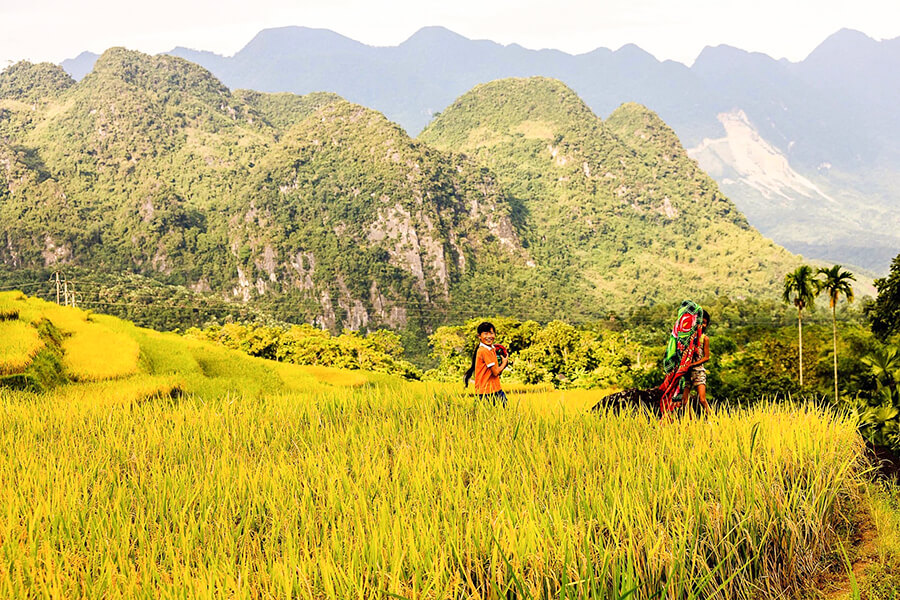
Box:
[2,0,899,68]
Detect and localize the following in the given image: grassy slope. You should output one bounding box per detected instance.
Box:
[1,292,898,598]
[0,290,377,399]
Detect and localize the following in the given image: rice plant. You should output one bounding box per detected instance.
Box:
[0,294,875,598]
[0,384,865,599]
[0,320,43,374]
[61,323,141,381]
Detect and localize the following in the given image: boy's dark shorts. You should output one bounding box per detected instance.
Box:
[477,390,508,406]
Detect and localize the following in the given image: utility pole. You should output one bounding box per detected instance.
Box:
[63,276,70,307]
[50,272,61,304]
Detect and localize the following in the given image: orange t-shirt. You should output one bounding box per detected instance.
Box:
[474,344,502,394]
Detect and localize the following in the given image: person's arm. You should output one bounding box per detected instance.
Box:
[692,337,710,368]
[489,352,508,376]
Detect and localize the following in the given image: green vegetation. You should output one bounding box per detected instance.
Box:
[857,346,900,449]
[861,485,900,598]
[420,79,800,314]
[0,61,73,102]
[233,89,343,129]
[185,321,421,379]
[868,253,900,342]
[427,316,653,390]
[3,57,804,337]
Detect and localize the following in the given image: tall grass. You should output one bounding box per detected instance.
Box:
[0,293,872,597]
[0,320,43,374]
[61,323,141,381]
[0,383,865,599]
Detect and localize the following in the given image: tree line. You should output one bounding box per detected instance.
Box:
[184,255,900,451]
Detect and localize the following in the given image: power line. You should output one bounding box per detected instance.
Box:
[0,281,46,291]
[5,272,865,331]
[25,285,854,319]
[40,291,852,321]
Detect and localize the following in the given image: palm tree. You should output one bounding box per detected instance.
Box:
[783,265,820,387]
[817,265,855,401]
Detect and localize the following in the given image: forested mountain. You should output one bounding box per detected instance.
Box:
[66,26,900,271]
[3,50,798,333]
[0,50,527,332]
[419,78,798,308]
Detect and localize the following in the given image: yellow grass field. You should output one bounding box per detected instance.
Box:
[60,324,142,381]
[0,292,894,599]
[0,320,43,375]
[0,383,868,599]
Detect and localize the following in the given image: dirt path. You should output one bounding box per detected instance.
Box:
[823,513,878,600]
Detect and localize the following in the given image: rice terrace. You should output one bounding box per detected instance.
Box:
[1,280,899,598]
[3,4,900,598]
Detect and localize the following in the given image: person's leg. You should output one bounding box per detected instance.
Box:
[684,367,708,416]
[681,378,693,409]
[486,391,507,406]
[693,366,710,415]
[697,383,709,414]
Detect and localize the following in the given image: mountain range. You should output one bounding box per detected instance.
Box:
[1,50,797,334]
[60,26,899,273]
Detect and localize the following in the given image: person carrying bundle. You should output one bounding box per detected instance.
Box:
[659,300,709,415]
[591,301,711,417]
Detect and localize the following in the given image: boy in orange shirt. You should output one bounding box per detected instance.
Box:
[463,321,509,406]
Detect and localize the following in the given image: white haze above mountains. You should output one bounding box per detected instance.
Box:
[60,26,900,273]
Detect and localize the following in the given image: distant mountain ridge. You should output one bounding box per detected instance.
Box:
[2,51,799,332]
[59,25,898,272]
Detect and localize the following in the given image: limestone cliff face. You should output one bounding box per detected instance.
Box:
[0,51,530,331]
[687,109,900,271]
[219,100,526,329]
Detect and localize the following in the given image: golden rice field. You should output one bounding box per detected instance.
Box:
[0,320,43,374]
[61,321,141,381]
[0,384,869,600]
[0,291,893,599]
